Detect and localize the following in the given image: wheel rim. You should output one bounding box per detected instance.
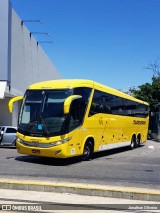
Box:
[84,144,90,157]
[131,140,134,148]
[130,137,135,149]
[83,142,93,160]
[137,137,140,146]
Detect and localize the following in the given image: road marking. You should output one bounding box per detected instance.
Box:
[148,146,154,149]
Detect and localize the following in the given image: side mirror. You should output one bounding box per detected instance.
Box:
[8,96,23,113]
[64,95,82,114]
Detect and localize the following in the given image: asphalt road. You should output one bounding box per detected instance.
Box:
[0,140,160,189]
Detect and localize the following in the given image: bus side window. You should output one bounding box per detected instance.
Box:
[68,99,86,131]
[89,103,97,116]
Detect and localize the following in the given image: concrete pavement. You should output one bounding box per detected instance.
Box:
[0,178,160,212]
[0,188,160,213]
[1,140,160,212]
[0,178,160,202]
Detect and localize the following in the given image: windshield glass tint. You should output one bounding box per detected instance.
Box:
[18,87,92,137]
[18,89,72,136]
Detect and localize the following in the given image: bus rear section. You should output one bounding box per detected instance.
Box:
[82,86,149,154]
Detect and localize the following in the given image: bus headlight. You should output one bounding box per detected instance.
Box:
[17,137,23,143]
[50,136,72,146]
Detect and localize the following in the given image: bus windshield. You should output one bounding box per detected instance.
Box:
[18,88,92,137]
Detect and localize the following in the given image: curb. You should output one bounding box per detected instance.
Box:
[0,179,160,202]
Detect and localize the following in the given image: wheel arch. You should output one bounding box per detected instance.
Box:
[82,136,95,153]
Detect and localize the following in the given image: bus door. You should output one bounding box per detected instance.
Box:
[66,99,83,157]
[68,128,82,157]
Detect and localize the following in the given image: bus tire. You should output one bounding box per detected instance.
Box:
[136,135,141,147]
[130,135,136,150]
[82,141,93,161]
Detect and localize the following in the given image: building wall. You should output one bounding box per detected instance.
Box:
[0,0,61,126]
[0,98,12,126]
[11,9,60,96]
[0,97,20,126]
[0,0,11,82]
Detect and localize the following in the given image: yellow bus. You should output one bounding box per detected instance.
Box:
[9,79,149,160]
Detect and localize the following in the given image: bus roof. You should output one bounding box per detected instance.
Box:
[28,79,94,90]
[28,79,148,106]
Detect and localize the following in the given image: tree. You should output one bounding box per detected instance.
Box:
[130,59,160,140]
[131,58,160,111]
[145,58,160,78]
[131,77,160,112]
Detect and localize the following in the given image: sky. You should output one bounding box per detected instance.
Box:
[10,0,160,91]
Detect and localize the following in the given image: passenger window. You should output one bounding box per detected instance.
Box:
[89,90,148,118]
[89,90,125,116]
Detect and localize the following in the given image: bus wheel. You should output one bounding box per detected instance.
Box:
[130,136,136,150]
[136,135,141,147]
[82,141,93,161]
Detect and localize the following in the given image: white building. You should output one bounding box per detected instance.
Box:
[0,0,60,126]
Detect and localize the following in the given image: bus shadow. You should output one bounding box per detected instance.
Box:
[15,145,145,166]
[92,144,145,160]
[15,155,82,166]
[0,146,16,149]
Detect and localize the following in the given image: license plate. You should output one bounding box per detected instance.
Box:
[32,149,40,154]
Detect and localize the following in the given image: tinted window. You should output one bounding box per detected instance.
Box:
[124,100,149,117]
[89,90,149,118]
[6,128,17,133]
[68,87,92,131]
[89,90,125,116]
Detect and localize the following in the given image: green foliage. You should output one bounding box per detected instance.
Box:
[131,77,160,112]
